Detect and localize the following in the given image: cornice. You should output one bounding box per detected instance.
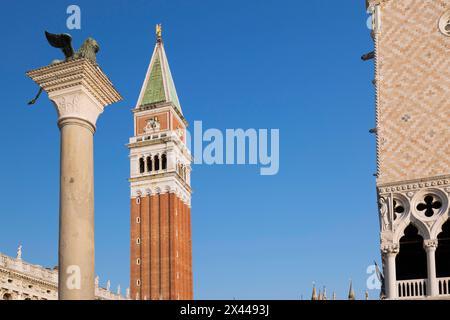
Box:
[26,58,122,107]
[367,0,390,8]
[133,101,188,126]
[0,267,57,289]
[129,171,192,193]
[377,175,450,194]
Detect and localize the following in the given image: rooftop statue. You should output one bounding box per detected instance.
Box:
[27,31,100,105]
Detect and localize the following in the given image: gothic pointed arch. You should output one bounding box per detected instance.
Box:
[396,224,427,281]
[394,217,430,244]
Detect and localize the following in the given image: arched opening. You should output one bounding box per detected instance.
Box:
[2,293,12,300]
[161,154,167,170]
[146,156,152,172]
[139,158,145,174]
[396,224,427,280]
[436,220,450,278]
[154,155,160,171]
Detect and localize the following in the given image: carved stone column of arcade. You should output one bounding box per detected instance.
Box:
[27,59,122,299]
[424,239,439,297]
[382,243,399,299]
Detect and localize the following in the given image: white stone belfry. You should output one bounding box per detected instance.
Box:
[27,58,122,300]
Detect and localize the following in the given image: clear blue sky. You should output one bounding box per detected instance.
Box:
[0,0,380,299]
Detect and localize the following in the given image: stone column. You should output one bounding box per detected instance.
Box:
[424,239,438,297]
[27,59,121,300]
[382,243,399,299]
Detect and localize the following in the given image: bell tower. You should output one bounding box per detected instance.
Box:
[366,0,450,299]
[128,25,193,300]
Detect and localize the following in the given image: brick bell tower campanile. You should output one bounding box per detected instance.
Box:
[128,25,193,300]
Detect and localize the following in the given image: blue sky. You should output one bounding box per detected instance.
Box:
[0,0,380,299]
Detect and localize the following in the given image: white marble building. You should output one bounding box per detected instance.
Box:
[0,247,128,300]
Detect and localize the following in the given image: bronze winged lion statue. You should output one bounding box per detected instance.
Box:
[28,31,100,105]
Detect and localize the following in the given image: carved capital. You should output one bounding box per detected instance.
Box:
[423,239,438,250]
[381,243,399,255]
[50,89,103,131]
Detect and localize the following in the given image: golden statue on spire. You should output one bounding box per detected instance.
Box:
[156,24,162,41]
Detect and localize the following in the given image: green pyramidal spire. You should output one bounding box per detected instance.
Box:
[137,24,182,113]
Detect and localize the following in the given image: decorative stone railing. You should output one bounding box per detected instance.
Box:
[95,287,128,300]
[129,130,172,144]
[438,277,450,296]
[129,131,190,153]
[1,253,129,300]
[397,279,427,299]
[138,168,169,177]
[0,253,57,283]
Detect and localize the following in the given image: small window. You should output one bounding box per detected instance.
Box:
[139,158,145,174]
[162,154,167,170]
[136,258,141,265]
[136,217,141,224]
[154,155,160,171]
[136,238,141,245]
[137,279,141,286]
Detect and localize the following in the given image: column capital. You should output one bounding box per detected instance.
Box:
[423,239,438,250]
[381,242,399,255]
[27,59,122,130]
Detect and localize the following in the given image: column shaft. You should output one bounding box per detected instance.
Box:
[58,119,95,300]
[426,247,438,297]
[385,253,397,299]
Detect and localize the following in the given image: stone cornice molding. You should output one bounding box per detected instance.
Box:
[367,0,390,8]
[131,178,192,206]
[128,132,192,161]
[378,175,450,194]
[0,267,56,289]
[129,171,191,193]
[26,59,122,107]
[26,59,122,130]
